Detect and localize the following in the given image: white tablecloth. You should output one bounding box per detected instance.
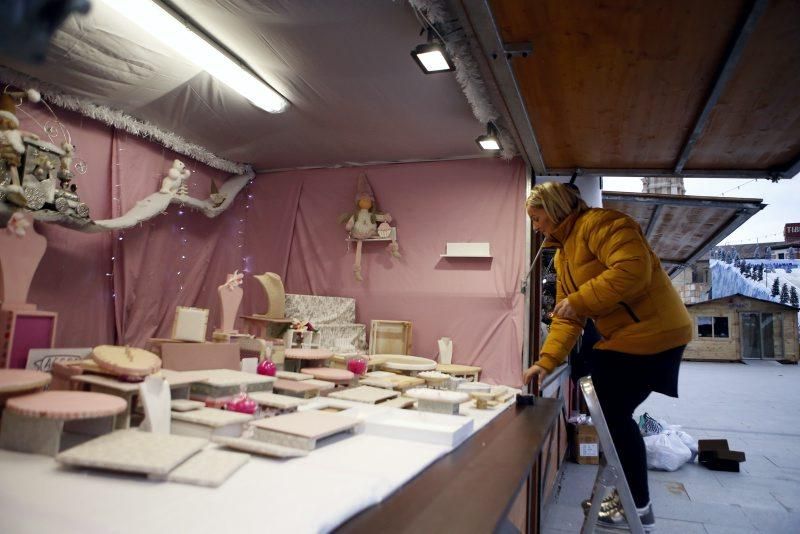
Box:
[0,399,513,534]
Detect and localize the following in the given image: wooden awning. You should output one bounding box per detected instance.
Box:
[456,0,800,179]
[602,191,765,274]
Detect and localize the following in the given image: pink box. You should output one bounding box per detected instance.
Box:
[161,342,239,372]
[0,310,57,369]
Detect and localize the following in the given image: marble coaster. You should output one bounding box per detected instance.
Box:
[381,396,416,409]
[275,371,311,381]
[299,367,354,383]
[171,399,205,412]
[273,379,320,399]
[167,449,249,487]
[359,375,424,392]
[248,392,308,410]
[300,379,336,393]
[212,436,308,458]
[250,411,359,450]
[328,385,399,404]
[56,429,206,477]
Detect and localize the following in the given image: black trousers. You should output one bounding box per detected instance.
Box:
[589,345,685,508]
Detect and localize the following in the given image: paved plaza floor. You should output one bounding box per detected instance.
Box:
[543,360,800,533]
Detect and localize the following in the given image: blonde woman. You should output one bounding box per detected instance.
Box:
[523,181,691,531]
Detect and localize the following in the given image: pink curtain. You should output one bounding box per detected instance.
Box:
[277,158,527,385]
[20,107,116,347]
[18,107,526,385]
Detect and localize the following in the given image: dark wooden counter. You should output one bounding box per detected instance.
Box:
[337,397,562,534]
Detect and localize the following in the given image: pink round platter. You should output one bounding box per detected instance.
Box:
[5,390,128,420]
[0,369,52,394]
[300,367,354,383]
[284,348,334,361]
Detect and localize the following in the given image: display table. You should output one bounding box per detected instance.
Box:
[0,396,560,533]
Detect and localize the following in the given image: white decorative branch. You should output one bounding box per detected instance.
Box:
[0,166,255,233]
[0,66,247,174]
[90,166,255,231]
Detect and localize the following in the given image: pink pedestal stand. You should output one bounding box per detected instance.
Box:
[0,390,127,456]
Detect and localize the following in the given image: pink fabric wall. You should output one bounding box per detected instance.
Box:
[274,158,528,386]
[17,108,526,385]
[21,107,116,347]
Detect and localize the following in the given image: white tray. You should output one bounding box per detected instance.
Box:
[362,409,473,448]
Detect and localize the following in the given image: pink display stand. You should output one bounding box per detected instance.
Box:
[160,342,240,372]
[0,213,46,312]
[0,310,57,369]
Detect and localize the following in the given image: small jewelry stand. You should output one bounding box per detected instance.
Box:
[213,270,244,339]
[252,272,286,319]
[283,347,333,373]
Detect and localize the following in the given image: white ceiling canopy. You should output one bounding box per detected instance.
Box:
[0,0,489,171]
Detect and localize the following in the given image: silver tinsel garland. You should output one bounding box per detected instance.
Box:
[408,0,518,159]
[0,66,246,174]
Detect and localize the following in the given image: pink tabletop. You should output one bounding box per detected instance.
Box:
[284,348,333,361]
[300,367,354,383]
[5,391,128,420]
[0,369,52,394]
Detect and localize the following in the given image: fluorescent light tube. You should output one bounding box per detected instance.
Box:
[101,0,287,113]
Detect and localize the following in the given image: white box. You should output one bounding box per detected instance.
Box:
[362,409,474,447]
[171,306,209,342]
[443,242,491,257]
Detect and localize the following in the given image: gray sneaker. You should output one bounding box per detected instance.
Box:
[581,490,620,514]
[596,502,655,532]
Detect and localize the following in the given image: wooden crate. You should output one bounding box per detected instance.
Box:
[369,320,412,355]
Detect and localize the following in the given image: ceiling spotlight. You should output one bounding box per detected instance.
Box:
[411,28,455,74]
[476,122,501,151]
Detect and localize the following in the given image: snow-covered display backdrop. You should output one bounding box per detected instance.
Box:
[711,258,800,308]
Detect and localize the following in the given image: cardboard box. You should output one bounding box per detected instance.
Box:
[570,423,599,464]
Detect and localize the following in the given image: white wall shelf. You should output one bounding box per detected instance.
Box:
[441,242,491,258]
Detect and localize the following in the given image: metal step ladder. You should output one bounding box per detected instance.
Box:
[579,375,645,534]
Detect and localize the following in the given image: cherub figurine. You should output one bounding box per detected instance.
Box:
[159,159,191,194]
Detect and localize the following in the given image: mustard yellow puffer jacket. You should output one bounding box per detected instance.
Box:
[537,208,692,373]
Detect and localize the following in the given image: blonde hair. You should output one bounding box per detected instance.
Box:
[525,182,589,226]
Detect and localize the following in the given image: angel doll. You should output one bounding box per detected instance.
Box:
[342,174,399,281]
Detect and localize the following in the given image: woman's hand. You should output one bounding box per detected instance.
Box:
[523,364,549,389]
[553,298,578,321]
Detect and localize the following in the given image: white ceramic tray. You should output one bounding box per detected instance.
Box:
[362,409,474,447]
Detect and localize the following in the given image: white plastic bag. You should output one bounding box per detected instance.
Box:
[644,431,692,471]
[675,430,698,462]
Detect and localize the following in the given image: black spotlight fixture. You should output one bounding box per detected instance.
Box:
[475,122,501,152]
[411,28,455,74]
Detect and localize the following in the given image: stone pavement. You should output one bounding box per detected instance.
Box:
[543,360,800,533]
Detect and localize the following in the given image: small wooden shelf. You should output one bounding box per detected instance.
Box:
[345,227,397,242]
